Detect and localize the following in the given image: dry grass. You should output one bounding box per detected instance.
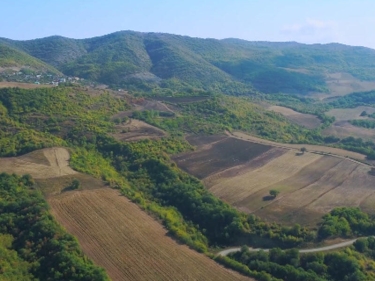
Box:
[111,118,166,142]
[322,121,375,142]
[313,72,375,100]
[48,188,252,281]
[268,105,322,129]
[0,82,53,89]
[326,106,375,122]
[0,148,77,179]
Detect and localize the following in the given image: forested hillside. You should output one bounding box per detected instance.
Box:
[2,31,375,95]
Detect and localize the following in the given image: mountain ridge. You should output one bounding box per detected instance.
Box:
[2,30,375,95]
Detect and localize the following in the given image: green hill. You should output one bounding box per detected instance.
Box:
[0,43,60,74]
[2,31,375,95]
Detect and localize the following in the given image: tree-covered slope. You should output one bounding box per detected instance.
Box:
[3,31,375,95]
[0,43,60,74]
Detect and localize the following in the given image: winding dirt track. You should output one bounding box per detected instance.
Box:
[218,239,359,256]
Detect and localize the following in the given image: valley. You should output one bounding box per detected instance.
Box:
[1,30,375,281]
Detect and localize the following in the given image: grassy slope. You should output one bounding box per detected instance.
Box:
[0,43,60,73]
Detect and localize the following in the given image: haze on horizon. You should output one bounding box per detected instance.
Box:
[2,0,374,49]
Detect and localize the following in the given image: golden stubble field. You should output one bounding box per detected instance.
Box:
[0,148,252,281]
[49,188,252,281]
[176,134,375,226]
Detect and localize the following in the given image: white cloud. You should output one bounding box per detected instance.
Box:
[281,18,340,44]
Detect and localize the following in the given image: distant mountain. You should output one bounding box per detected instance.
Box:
[2,31,375,95]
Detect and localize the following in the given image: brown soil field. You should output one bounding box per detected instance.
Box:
[208,149,375,226]
[0,147,77,179]
[48,188,252,281]
[0,81,53,89]
[313,72,375,100]
[175,133,375,226]
[173,135,273,179]
[268,105,322,129]
[111,118,166,142]
[322,121,375,142]
[231,131,367,161]
[326,106,375,121]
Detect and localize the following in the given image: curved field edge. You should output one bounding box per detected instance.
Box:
[48,188,253,281]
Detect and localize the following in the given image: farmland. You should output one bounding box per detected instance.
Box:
[48,188,252,281]
[267,105,322,129]
[326,106,375,121]
[0,147,77,179]
[0,147,252,280]
[111,118,167,142]
[176,134,375,226]
[313,72,375,100]
[0,81,53,89]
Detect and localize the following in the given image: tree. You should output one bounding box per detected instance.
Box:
[269,190,280,198]
[70,178,81,190]
[300,147,307,154]
[360,111,367,117]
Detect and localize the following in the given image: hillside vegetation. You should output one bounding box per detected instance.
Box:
[2,31,375,95]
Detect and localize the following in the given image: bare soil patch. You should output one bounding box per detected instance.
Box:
[231,131,367,161]
[173,136,272,179]
[322,121,375,142]
[268,105,322,129]
[48,188,252,281]
[111,118,166,142]
[0,148,77,179]
[326,106,375,122]
[0,81,53,89]
[314,72,375,100]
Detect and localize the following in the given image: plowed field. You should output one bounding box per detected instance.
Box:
[48,188,252,281]
[176,134,375,226]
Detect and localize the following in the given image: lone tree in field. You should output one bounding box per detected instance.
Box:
[269,190,280,198]
[300,147,307,154]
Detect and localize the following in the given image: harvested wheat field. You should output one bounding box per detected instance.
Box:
[176,134,375,226]
[268,105,322,129]
[111,118,166,142]
[48,188,252,281]
[0,147,77,179]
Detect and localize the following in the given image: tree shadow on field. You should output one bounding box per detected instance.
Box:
[263,195,275,201]
[368,168,375,177]
[295,152,304,156]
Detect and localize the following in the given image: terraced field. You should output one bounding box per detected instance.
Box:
[176,135,375,226]
[49,188,252,281]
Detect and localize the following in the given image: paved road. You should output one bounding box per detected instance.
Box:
[218,239,358,256]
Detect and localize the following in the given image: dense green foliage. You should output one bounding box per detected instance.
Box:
[350,119,375,129]
[0,234,34,281]
[318,207,375,240]
[3,32,375,95]
[0,173,109,280]
[229,245,374,281]
[329,91,375,108]
[0,43,59,73]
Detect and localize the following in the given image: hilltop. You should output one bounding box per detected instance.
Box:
[1,31,375,96]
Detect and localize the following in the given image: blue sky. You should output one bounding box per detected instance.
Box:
[2,0,375,48]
